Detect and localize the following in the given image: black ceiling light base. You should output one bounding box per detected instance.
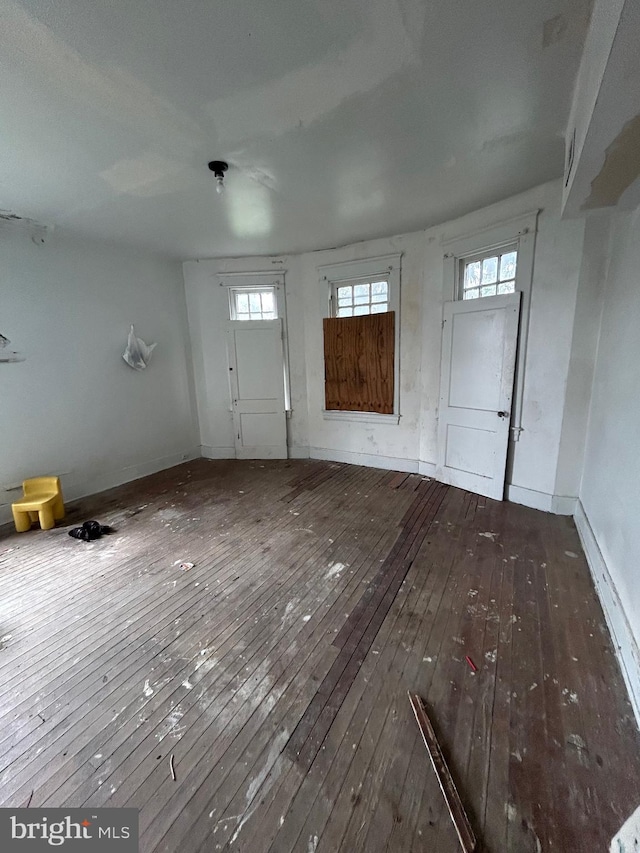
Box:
[208,161,228,178]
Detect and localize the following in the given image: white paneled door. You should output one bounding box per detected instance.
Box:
[227,320,287,459]
[436,293,521,500]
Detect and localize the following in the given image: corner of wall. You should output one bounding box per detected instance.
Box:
[574,499,640,730]
[178,263,203,449]
[505,484,576,515]
[553,215,610,501]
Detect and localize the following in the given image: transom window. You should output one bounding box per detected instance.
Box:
[461,247,518,300]
[230,286,277,320]
[334,280,389,317]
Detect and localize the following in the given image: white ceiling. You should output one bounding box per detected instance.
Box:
[0,0,592,259]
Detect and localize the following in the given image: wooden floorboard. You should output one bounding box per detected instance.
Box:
[1,458,639,852]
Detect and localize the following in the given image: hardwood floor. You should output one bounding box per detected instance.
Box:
[0,459,638,852]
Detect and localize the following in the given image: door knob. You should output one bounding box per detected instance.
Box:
[497,411,509,418]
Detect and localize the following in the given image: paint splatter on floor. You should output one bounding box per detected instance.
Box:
[325,561,346,580]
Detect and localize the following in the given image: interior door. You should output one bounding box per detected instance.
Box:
[227,320,287,459]
[436,292,521,500]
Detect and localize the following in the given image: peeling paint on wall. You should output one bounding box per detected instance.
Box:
[584,114,640,209]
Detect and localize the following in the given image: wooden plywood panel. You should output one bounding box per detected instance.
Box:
[323,312,394,414]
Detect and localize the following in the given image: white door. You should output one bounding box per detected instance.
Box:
[227,320,287,459]
[436,293,521,500]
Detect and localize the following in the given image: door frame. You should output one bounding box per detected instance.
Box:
[216,269,291,412]
[441,210,539,444]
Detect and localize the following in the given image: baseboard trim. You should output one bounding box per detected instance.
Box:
[418,460,437,477]
[574,499,640,730]
[201,444,311,461]
[200,445,236,460]
[309,446,418,474]
[551,494,578,515]
[506,484,576,515]
[0,447,201,527]
[288,445,310,459]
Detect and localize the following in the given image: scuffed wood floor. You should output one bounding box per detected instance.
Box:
[0,459,638,852]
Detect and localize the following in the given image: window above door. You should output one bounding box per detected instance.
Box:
[229,286,277,321]
[460,246,518,300]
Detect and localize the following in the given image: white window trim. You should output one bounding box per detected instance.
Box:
[331,277,390,317]
[441,211,539,441]
[217,270,292,412]
[318,253,401,424]
[228,285,278,321]
[458,243,518,300]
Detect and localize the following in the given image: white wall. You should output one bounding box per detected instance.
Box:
[576,205,640,718]
[185,180,590,510]
[0,225,199,524]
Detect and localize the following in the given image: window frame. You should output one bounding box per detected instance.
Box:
[318,253,401,424]
[458,243,518,301]
[331,276,390,317]
[441,211,539,442]
[228,285,278,321]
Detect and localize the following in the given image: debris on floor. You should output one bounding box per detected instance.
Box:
[408,691,477,852]
[68,521,114,541]
[170,753,176,781]
[174,560,195,571]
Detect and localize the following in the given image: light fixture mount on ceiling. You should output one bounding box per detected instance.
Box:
[208,160,228,194]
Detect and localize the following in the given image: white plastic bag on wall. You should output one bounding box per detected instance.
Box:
[122,325,156,370]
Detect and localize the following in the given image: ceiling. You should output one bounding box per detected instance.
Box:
[0,0,592,259]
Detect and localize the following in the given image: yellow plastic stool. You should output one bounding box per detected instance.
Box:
[11,477,65,532]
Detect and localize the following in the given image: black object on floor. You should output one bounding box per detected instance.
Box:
[68,520,114,542]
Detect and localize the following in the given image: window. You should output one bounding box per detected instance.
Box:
[334,280,389,317]
[229,286,277,320]
[460,246,517,300]
[319,253,401,422]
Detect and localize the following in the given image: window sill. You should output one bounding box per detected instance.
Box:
[322,410,400,425]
